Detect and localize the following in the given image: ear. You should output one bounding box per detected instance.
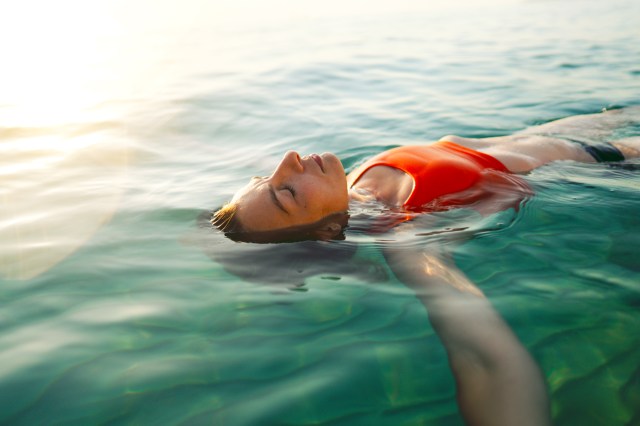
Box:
[314,222,343,241]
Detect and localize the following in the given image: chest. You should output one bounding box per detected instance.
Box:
[347,165,414,207]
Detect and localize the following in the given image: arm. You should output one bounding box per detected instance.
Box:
[441,107,640,146]
[439,107,640,172]
[384,245,550,426]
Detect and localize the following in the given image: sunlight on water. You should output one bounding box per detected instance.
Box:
[1,2,115,126]
[1,0,523,126]
[0,131,129,279]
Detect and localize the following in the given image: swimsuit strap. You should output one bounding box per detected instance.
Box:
[548,135,625,163]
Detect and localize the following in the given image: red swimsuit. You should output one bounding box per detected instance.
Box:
[348,141,530,211]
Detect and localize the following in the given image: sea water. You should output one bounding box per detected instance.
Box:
[1,0,639,424]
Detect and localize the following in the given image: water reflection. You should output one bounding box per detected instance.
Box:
[0,126,130,279]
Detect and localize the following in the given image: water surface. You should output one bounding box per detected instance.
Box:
[1,0,639,424]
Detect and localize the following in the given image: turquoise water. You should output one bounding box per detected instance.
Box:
[2,0,640,424]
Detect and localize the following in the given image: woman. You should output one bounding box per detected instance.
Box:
[215,108,639,242]
[212,107,640,425]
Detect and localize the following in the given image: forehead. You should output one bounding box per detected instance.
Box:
[231,177,261,203]
[232,178,287,232]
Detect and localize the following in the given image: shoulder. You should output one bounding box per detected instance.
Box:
[438,134,505,149]
[438,134,468,144]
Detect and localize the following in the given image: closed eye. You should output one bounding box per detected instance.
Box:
[284,185,296,197]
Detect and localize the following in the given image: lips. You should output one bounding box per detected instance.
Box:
[310,153,324,172]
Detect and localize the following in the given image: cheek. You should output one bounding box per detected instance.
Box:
[300,182,330,207]
[331,177,349,208]
[299,176,346,212]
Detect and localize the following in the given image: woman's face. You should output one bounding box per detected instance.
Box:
[231,151,349,232]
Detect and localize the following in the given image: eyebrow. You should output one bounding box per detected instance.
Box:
[268,185,289,214]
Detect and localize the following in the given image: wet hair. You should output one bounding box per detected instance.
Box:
[211,203,243,234]
[212,204,349,244]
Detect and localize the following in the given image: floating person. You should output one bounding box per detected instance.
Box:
[210,106,640,425]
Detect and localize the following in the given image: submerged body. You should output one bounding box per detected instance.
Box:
[213,107,640,426]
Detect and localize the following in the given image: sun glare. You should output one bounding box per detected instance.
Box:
[0,1,122,126]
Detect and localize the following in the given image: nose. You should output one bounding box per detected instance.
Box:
[271,150,303,181]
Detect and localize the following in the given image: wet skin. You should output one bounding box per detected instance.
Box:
[232,151,349,232]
